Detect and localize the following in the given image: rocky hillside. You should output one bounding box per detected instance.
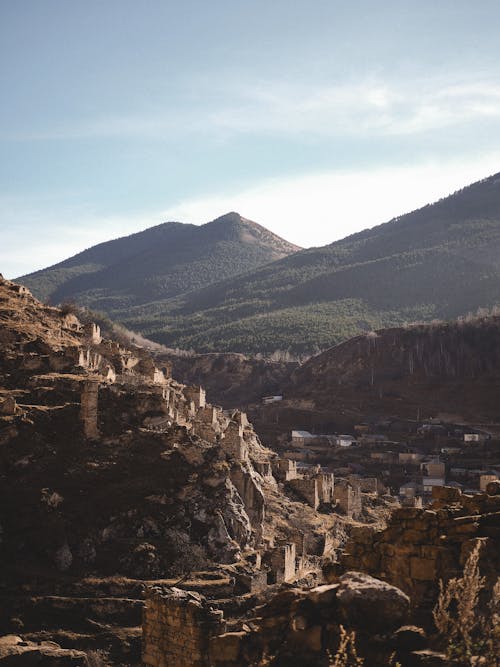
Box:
[161,351,297,409]
[0,276,338,664]
[18,212,300,312]
[111,172,500,355]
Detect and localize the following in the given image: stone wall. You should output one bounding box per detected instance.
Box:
[318,473,334,504]
[80,380,99,439]
[273,458,298,481]
[143,574,425,667]
[184,385,206,410]
[221,422,248,461]
[349,475,382,494]
[334,482,362,519]
[340,486,500,608]
[143,587,225,667]
[262,542,296,583]
[288,477,319,509]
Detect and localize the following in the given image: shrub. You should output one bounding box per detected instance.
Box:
[433,542,500,666]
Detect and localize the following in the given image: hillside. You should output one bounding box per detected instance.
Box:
[18,212,300,311]
[114,172,500,355]
[0,276,338,663]
[248,316,500,444]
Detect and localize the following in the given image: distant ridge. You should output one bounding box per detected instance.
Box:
[105,171,500,355]
[19,212,301,310]
[22,173,500,356]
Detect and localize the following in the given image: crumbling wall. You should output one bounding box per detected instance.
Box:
[143,587,225,667]
[80,380,99,439]
[318,473,334,504]
[184,385,206,410]
[273,458,299,481]
[262,542,296,583]
[340,486,500,608]
[143,574,418,667]
[349,475,381,494]
[334,482,362,519]
[288,477,319,509]
[221,421,248,461]
[84,322,102,344]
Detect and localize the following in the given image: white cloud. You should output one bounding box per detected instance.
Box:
[161,154,500,248]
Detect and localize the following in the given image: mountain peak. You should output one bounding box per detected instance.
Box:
[204,212,301,252]
[19,211,300,307]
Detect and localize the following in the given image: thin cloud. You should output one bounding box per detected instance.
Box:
[4,75,500,142]
[160,154,500,248]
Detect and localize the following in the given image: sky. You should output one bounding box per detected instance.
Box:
[2,0,500,277]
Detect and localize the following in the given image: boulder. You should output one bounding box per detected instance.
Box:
[336,571,410,633]
[390,625,427,652]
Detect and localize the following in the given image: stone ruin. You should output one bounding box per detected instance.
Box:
[142,571,436,667]
[142,482,500,667]
[333,480,363,519]
[287,467,335,510]
[262,542,297,583]
[340,484,500,608]
[2,277,424,666]
[80,379,99,439]
[143,587,225,667]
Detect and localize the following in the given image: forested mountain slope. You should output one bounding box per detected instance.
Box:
[19,212,300,311]
[119,172,500,354]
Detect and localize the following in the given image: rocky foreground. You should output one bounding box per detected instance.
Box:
[0,276,498,666]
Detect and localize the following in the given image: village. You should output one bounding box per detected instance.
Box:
[274,418,500,510]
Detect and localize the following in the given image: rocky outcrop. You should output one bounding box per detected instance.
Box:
[0,635,88,665]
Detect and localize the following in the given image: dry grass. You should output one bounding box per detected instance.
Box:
[433,541,500,666]
[328,626,364,666]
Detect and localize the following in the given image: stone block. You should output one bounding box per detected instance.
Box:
[410,557,436,581]
[210,630,246,663]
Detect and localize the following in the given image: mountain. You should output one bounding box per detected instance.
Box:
[113,172,500,355]
[18,212,301,312]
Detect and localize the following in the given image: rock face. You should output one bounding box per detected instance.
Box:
[0,276,286,577]
[0,635,88,665]
[336,571,410,632]
[0,276,341,663]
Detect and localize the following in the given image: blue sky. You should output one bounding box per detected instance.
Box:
[2,0,500,277]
